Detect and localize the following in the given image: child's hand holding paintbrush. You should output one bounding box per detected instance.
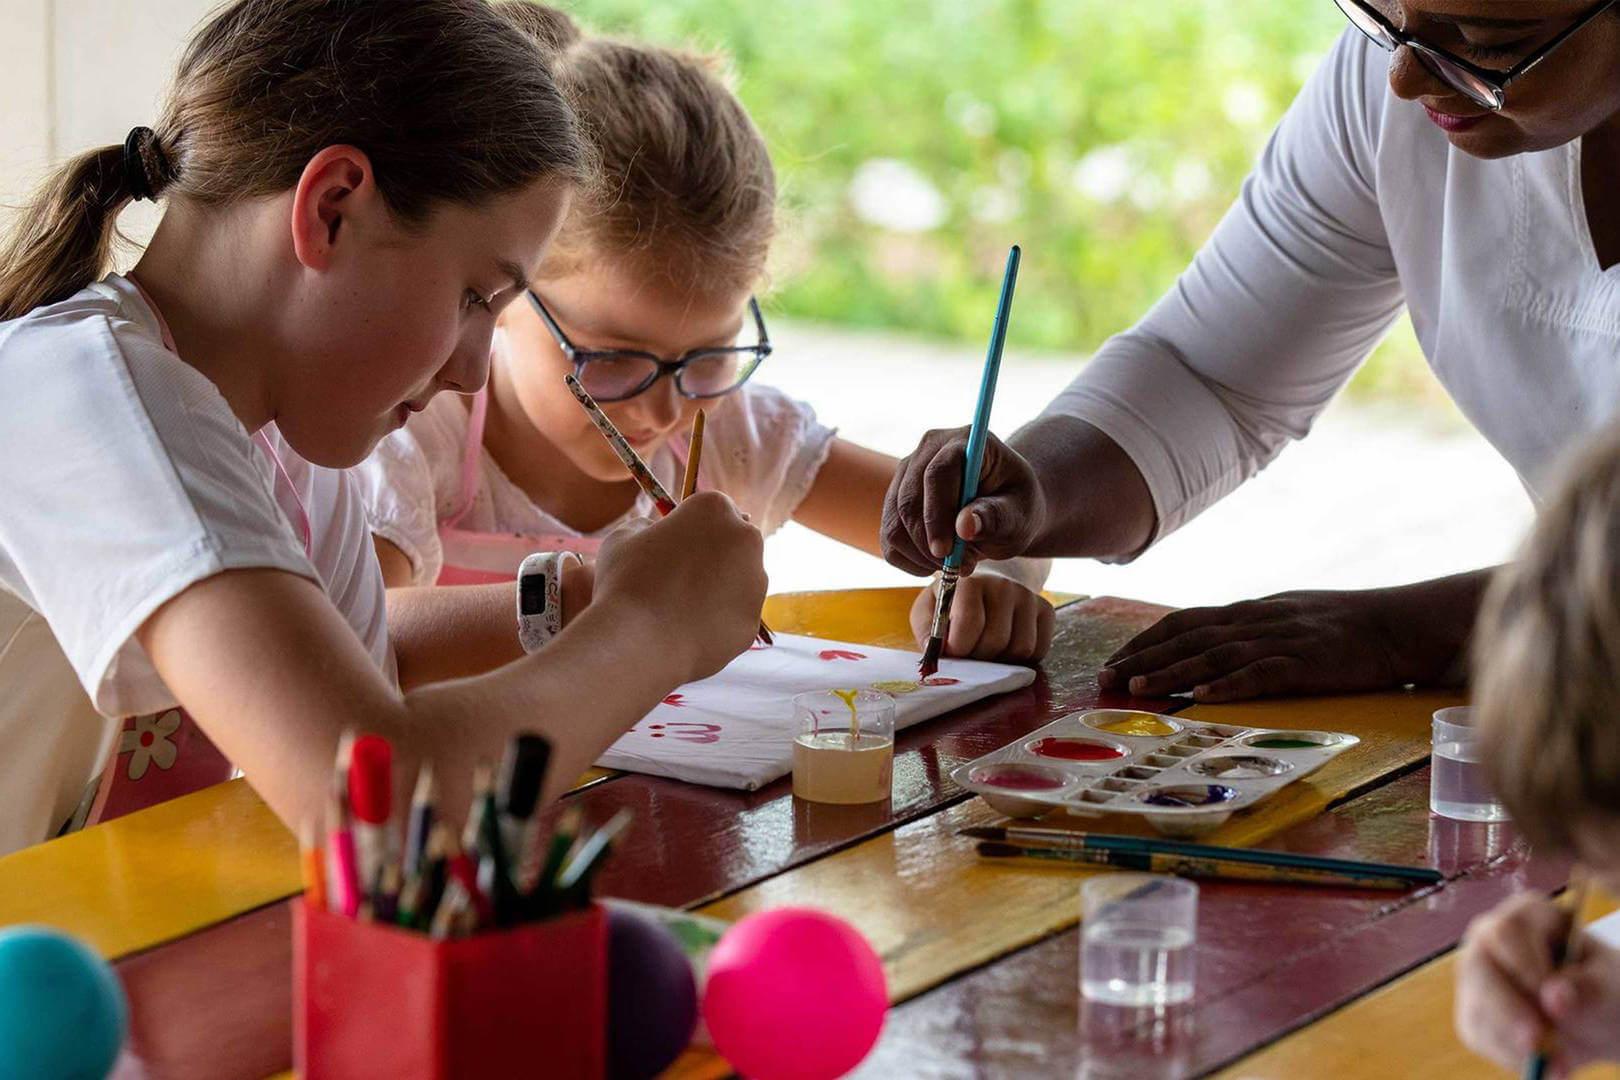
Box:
[1454,878,1620,1076]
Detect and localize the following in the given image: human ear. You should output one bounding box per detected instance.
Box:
[288,145,376,271]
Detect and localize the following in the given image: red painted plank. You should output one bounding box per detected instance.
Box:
[851,766,1566,1078]
[111,902,292,1080]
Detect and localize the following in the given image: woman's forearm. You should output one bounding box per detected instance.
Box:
[1009,414,1158,560]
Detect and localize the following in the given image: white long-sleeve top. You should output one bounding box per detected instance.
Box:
[1046,30,1620,549]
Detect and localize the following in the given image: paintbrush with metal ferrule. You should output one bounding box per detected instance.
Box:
[921,243,1021,677]
[565,374,772,645]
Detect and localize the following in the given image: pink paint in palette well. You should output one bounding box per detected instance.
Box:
[968,763,1068,792]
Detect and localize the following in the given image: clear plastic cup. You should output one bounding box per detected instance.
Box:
[1430,706,1509,822]
[791,690,895,805]
[1080,874,1197,1008]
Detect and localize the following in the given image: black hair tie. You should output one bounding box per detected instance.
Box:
[122,127,171,202]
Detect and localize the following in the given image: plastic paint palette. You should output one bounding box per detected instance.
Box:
[951,709,1359,836]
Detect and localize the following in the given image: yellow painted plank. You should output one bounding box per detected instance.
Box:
[1219,890,1620,1079]
[762,587,1080,651]
[698,688,1462,1007]
[0,781,297,960]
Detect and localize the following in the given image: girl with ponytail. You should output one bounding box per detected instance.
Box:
[0,0,769,853]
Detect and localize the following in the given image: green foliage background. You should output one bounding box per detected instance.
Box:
[563,0,1436,402]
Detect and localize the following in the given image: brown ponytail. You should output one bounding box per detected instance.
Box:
[496,3,776,297]
[0,0,590,322]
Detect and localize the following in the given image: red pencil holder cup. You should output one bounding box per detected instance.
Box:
[295,900,607,1079]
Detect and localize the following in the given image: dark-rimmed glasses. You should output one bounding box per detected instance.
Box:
[527,290,772,403]
[1333,0,1618,110]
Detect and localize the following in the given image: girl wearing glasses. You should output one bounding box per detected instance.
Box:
[356,5,1055,682]
[884,0,1620,703]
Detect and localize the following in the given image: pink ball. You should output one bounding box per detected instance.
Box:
[703,908,887,1080]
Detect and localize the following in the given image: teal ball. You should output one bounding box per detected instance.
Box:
[0,927,127,1080]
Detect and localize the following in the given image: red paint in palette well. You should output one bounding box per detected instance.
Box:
[1029,737,1123,762]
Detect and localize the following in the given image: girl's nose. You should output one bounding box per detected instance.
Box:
[631,372,684,429]
[441,327,493,394]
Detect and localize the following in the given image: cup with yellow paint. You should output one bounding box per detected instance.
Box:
[791,690,896,805]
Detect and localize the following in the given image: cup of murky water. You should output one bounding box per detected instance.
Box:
[791,690,895,804]
[1430,706,1509,822]
[1080,874,1197,1008]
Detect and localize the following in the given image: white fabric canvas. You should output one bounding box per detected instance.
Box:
[597,633,1038,790]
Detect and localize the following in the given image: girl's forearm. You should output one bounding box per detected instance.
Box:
[386,563,594,689]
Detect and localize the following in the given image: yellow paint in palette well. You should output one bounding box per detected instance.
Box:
[1093,712,1179,737]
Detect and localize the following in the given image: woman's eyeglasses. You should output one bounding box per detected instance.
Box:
[1333,0,1618,111]
[527,291,772,403]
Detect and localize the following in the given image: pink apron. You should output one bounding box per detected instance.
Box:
[433,387,612,584]
[84,280,315,827]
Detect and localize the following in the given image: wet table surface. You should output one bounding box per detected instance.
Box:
[0,590,1551,1079]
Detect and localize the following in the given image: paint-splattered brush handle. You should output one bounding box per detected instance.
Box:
[564,375,772,645]
[565,374,679,514]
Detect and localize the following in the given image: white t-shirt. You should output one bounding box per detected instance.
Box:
[356,333,839,585]
[1046,30,1620,548]
[0,274,391,852]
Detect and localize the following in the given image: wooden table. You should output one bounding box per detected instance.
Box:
[0,588,1568,1079]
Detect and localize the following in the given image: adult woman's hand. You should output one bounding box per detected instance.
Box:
[1099,572,1490,703]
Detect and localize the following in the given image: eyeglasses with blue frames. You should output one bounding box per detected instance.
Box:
[526,290,773,403]
[1333,0,1618,111]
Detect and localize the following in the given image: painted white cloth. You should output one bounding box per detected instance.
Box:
[0,273,392,854]
[598,632,1037,790]
[1045,29,1620,553]
[354,329,839,586]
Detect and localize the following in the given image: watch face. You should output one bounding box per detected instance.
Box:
[519,573,548,617]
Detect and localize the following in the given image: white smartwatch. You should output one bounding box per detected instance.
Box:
[516,552,584,654]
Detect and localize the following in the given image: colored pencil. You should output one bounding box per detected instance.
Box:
[975,840,1419,891]
[527,804,582,900]
[565,373,773,644]
[921,244,1021,677]
[958,825,1443,885]
[555,809,635,898]
[299,822,327,912]
[403,762,435,880]
[325,734,362,917]
[1525,872,1592,1079]
[680,409,707,501]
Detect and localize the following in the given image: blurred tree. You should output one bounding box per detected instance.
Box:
[567,0,1436,402]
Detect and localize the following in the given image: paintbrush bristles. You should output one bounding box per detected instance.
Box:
[919,570,959,677]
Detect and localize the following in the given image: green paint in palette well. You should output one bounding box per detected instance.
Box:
[1248,737,1322,750]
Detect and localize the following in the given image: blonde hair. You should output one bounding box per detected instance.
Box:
[1474,422,1620,852]
[496,3,776,297]
[0,0,590,322]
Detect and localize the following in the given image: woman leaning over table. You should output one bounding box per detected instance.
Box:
[883,0,1620,702]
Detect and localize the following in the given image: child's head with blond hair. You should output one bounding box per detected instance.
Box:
[489,3,779,486]
[1475,422,1620,883]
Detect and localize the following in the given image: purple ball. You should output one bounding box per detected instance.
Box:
[607,907,699,1080]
